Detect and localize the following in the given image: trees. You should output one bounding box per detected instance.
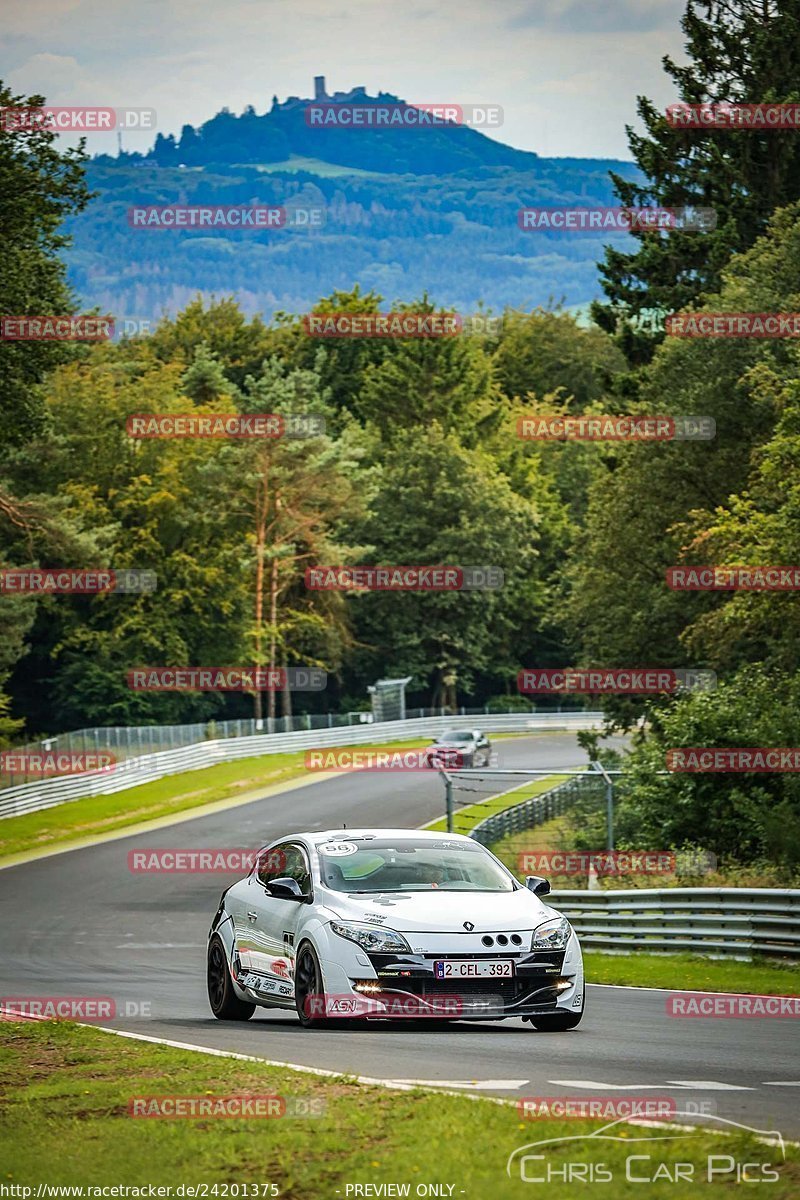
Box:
[0,82,92,446]
[592,0,800,363]
[567,201,800,722]
[0,79,93,736]
[3,330,367,732]
[346,423,541,705]
[205,354,365,720]
[674,356,800,672]
[148,297,279,391]
[615,670,800,873]
[493,308,625,409]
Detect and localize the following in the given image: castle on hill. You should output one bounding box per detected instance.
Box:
[272,77,401,112]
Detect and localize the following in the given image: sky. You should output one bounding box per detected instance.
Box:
[0,0,689,159]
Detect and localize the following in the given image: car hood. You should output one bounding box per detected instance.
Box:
[321,887,554,933]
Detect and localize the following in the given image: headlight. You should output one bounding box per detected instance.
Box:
[531,916,572,950]
[330,921,412,954]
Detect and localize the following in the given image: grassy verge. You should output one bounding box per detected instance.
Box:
[585,951,800,995]
[0,730,561,864]
[0,739,434,863]
[0,1022,796,1196]
[490,810,573,865]
[425,774,569,834]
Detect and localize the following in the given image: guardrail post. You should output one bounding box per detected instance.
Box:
[445,776,454,833]
[606,780,614,851]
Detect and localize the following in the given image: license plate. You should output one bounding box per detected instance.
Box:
[433,959,515,979]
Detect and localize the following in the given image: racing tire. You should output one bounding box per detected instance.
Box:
[295,943,331,1028]
[207,934,255,1021]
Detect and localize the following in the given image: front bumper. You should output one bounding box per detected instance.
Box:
[315,922,583,1021]
[358,948,574,1018]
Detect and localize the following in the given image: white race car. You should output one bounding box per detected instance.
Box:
[207,828,584,1029]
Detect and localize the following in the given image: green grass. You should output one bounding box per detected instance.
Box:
[490,809,573,864]
[0,729,558,864]
[250,154,386,176]
[0,738,435,863]
[0,1022,796,1196]
[426,774,569,834]
[585,951,800,995]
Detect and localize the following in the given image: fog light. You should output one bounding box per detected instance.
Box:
[353,981,382,993]
[555,978,573,991]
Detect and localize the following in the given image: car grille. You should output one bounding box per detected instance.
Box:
[365,949,566,1015]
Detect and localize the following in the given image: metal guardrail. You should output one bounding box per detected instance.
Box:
[469,778,800,959]
[547,888,800,960]
[3,702,593,783]
[0,711,604,820]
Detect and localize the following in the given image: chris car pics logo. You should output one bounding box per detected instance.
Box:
[506,1113,786,1184]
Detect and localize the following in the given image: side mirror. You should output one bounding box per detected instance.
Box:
[525,875,551,897]
[266,877,305,901]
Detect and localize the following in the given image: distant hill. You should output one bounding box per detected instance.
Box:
[67,81,640,326]
[139,77,539,177]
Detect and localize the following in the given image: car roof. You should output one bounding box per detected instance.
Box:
[301,828,476,845]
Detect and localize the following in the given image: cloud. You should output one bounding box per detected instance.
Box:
[507,0,685,34]
[7,51,82,95]
[0,0,688,158]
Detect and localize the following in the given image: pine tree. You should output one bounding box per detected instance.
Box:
[593,0,800,364]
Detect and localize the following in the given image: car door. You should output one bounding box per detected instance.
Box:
[237,841,311,1004]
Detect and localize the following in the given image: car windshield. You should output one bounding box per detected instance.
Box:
[438,731,474,743]
[317,838,515,892]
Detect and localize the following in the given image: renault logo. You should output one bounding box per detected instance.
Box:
[463,921,475,931]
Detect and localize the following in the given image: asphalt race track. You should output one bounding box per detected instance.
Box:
[1,733,797,1139]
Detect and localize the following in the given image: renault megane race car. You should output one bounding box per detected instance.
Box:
[207,828,584,1029]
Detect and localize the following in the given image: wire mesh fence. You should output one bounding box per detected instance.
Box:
[0,706,599,790]
[446,766,718,892]
[466,774,603,844]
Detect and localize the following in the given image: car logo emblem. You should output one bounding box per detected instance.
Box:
[463,921,475,931]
